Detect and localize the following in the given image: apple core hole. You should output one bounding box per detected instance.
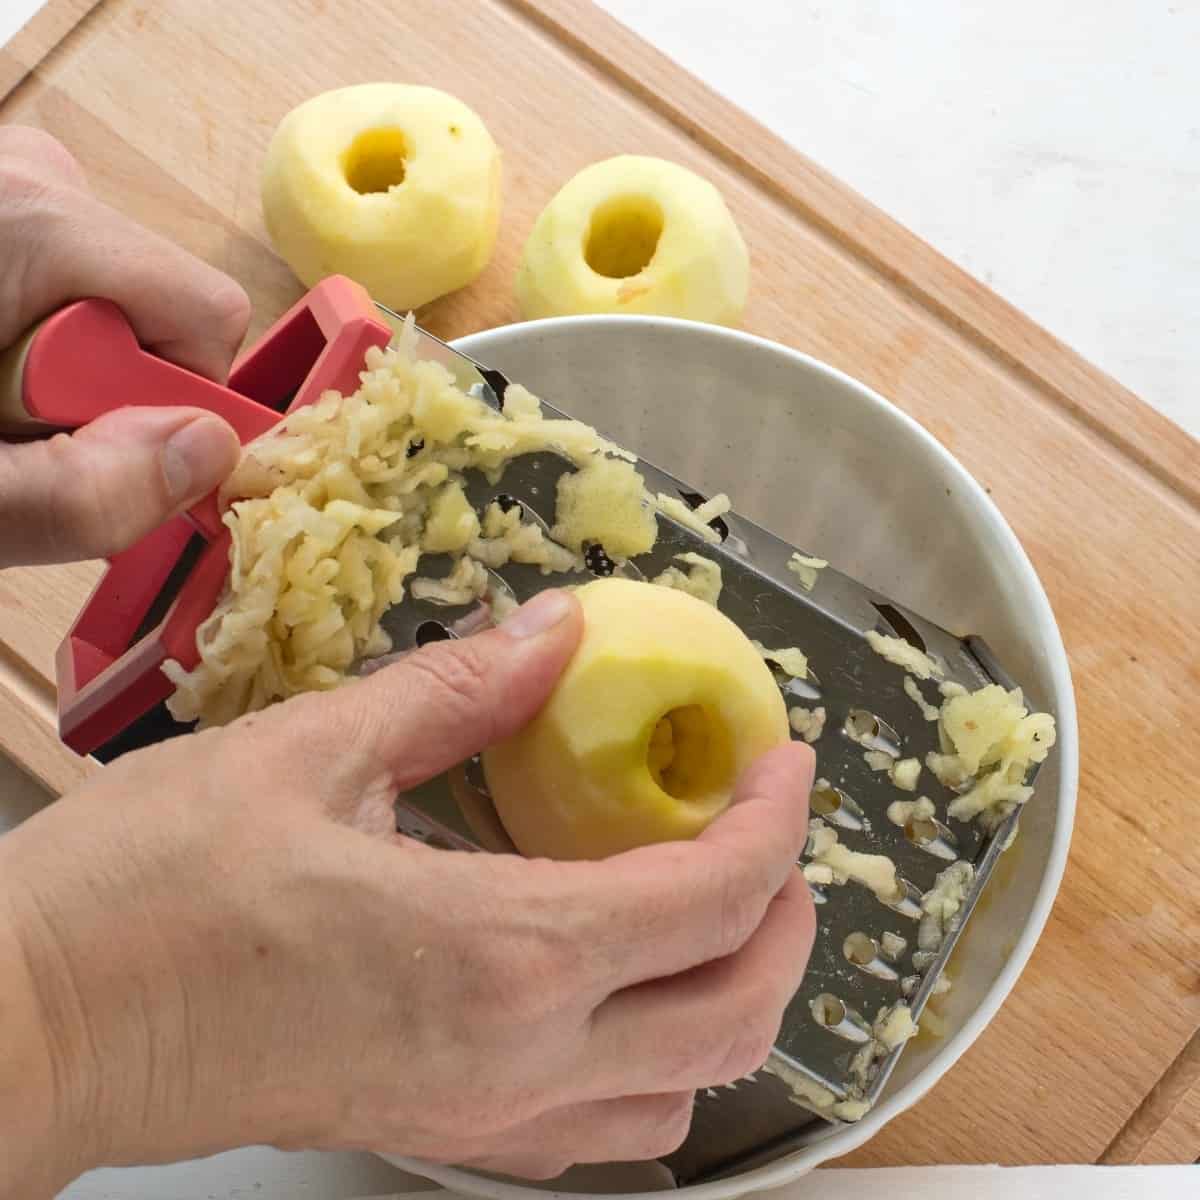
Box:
[343,127,409,194]
[647,704,733,802]
[585,195,664,278]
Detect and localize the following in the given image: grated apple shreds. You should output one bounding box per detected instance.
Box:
[163,319,642,728]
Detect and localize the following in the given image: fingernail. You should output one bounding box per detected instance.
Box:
[501,590,572,640]
[161,417,237,503]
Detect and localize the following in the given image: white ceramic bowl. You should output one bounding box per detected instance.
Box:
[387,315,1078,1199]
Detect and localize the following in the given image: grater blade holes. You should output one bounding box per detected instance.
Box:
[843,932,878,966]
[464,753,489,794]
[415,620,455,646]
[871,602,927,654]
[811,994,872,1042]
[810,784,864,831]
[905,816,959,861]
[844,708,901,756]
[677,489,730,541]
[783,675,822,702]
[765,656,821,696]
[880,876,924,920]
[843,932,900,981]
[907,816,938,845]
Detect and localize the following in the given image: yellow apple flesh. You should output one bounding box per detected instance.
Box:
[482,578,789,861]
[261,83,501,310]
[516,155,749,326]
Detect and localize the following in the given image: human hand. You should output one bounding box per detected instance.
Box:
[0,126,250,567]
[0,589,816,1195]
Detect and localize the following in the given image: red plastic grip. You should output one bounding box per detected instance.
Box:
[54,276,393,755]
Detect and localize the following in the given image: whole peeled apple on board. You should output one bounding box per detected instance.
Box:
[515,155,750,325]
[261,83,501,311]
[483,578,790,861]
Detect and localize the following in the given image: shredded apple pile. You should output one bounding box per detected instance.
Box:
[164,319,665,727]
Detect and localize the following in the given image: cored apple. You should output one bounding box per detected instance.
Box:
[515,155,749,325]
[261,83,501,310]
[482,578,789,860]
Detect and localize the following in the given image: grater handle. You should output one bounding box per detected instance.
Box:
[55,276,392,757]
[0,299,281,538]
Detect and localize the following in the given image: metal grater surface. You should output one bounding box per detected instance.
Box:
[370,312,1046,1183]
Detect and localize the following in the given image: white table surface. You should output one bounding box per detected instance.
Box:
[2,0,1197,1195]
[59,1165,1200,1199]
[595,0,1200,442]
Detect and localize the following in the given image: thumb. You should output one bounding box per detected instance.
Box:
[282,589,584,803]
[0,407,240,566]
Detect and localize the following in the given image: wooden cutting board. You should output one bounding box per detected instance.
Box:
[2,0,1198,1170]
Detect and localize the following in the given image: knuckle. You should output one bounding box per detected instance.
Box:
[405,642,494,727]
[740,971,786,1022]
[715,1020,778,1084]
[714,852,769,956]
[520,1158,572,1181]
[41,434,117,559]
[0,126,80,179]
[651,1026,728,1090]
[643,1094,694,1159]
[0,152,56,207]
[205,277,252,347]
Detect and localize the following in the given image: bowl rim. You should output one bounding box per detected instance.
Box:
[389,314,1079,1200]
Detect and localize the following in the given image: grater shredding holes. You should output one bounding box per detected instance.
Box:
[677,489,730,541]
[765,657,823,696]
[494,493,524,516]
[810,784,865,831]
[415,620,455,646]
[904,816,959,861]
[880,877,924,921]
[811,994,845,1026]
[906,816,938,845]
[843,932,878,966]
[810,994,872,1042]
[871,602,928,654]
[843,933,899,982]
[844,708,901,756]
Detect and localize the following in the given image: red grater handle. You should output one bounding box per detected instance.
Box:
[56,276,392,756]
[12,299,280,538]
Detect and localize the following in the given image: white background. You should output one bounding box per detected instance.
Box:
[593,0,1200,440]
[3,0,1197,1195]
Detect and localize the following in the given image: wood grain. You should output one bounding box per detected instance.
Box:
[0,0,99,104]
[1101,1031,1200,1165]
[1,0,1198,1169]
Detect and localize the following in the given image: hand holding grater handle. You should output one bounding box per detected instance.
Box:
[0,299,279,538]
[49,277,393,755]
